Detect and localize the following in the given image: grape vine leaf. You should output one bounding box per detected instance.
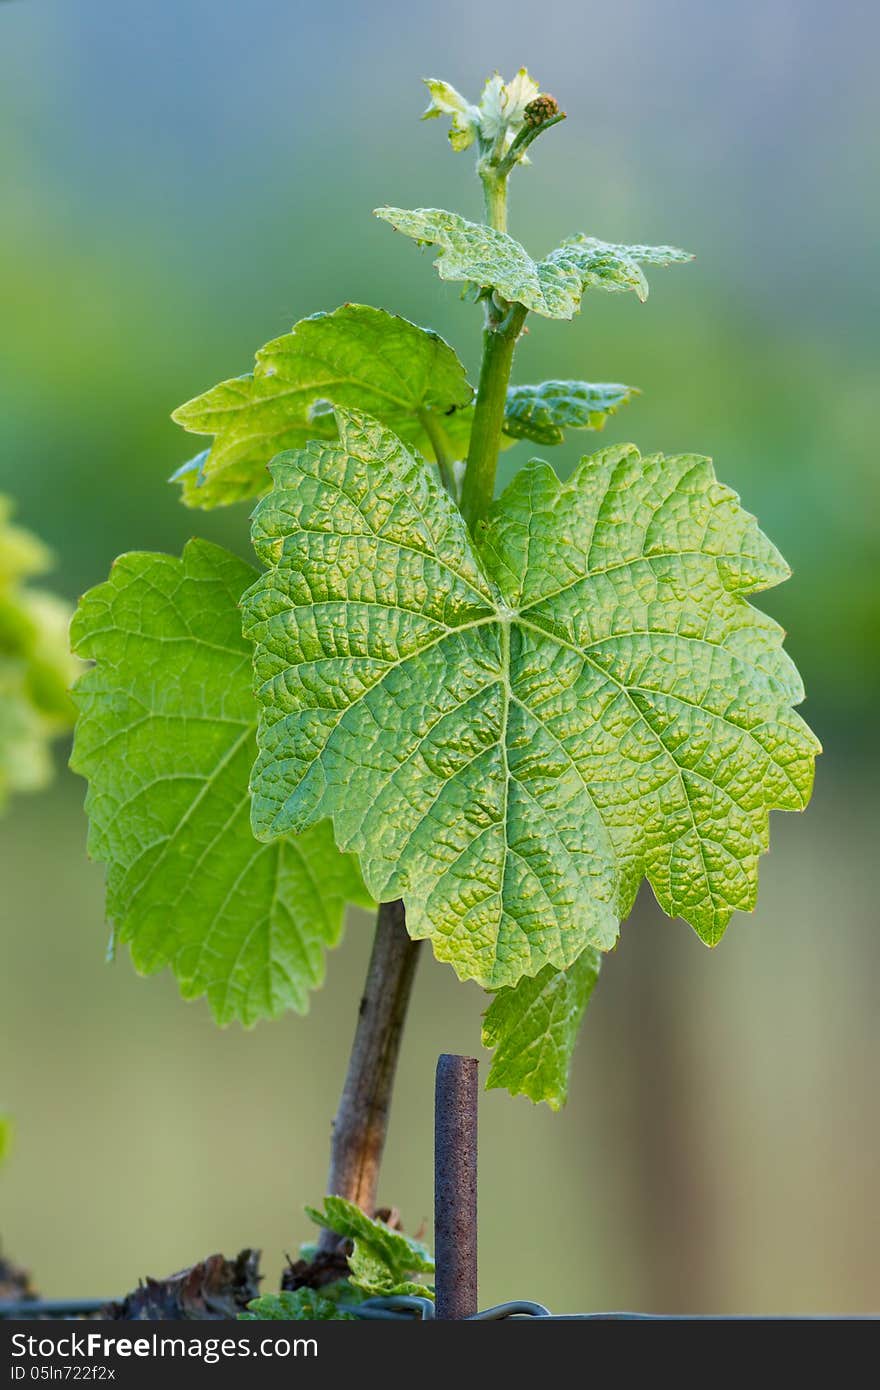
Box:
[69,539,371,1026]
[503,381,639,445]
[0,497,78,809]
[375,207,692,318]
[305,1197,434,1299]
[434,381,637,463]
[240,1289,357,1321]
[482,950,601,1109]
[172,303,472,508]
[243,411,819,989]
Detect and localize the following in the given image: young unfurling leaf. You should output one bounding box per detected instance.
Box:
[422,68,545,157]
[502,381,639,444]
[240,1288,357,1320]
[375,207,692,317]
[438,380,638,458]
[243,411,818,990]
[70,540,371,1025]
[421,79,481,151]
[172,304,472,508]
[305,1196,434,1299]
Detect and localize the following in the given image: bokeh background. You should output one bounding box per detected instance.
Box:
[1,0,877,1315]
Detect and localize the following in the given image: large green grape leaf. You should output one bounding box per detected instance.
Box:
[375,207,692,318]
[482,951,601,1109]
[172,303,472,508]
[243,411,818,989]
[305,1197,434,1299]
[69,539,371,1026]
[0,497,78,809]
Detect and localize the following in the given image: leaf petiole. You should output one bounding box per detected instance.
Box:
[417,407,458,498]
[459,300,527,530]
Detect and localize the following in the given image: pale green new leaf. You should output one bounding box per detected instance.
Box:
[0,497,78,810]
[547,234,693,304]
[422,69,543,155]
[244,411,818,989]
[482,950,601,1109]
[240,1289,357,1321]
[172,304,472,508]
[503,381,639,445]
[70,539,371,1026]
[305,1197,434,1299]
[477,68,541,142]
[375,208,692,318]
[421,78,480,151]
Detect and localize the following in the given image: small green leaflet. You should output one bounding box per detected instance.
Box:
[551,233,693,303]
[0,1113,11,1167]
[240,1289,357,1321]
[482,950,601,1110]
[0,496,78,810]
[172,304,472,508]
[375,208,692,318]
[436,381,638,462]
[244,411,818,989]
[70,539,371,1026]
[305,1196,434,1299]
[503,381,638,445]
[422,78,481,152]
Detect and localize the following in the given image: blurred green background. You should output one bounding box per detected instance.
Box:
[1,0,877,1314]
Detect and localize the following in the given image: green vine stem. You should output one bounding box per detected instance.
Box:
[460,114,570,531]
[481,171,508,233]
[321,87,564,1229]
[497,110,566,179]
[459,299,527,529]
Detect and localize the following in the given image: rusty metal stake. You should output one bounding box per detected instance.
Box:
[434,1053,478,1319]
